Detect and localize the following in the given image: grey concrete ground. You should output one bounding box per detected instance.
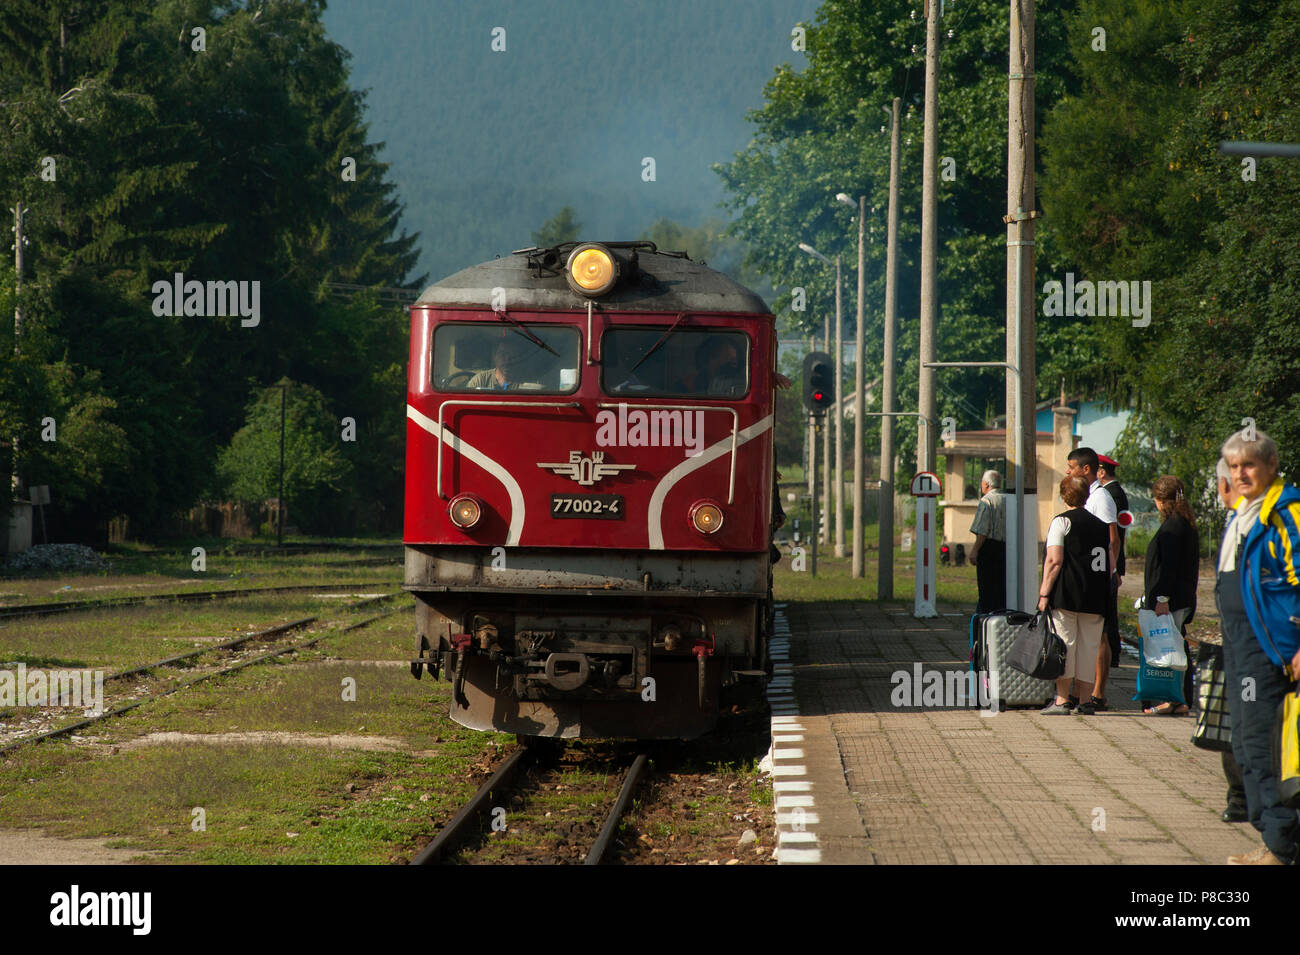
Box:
[782,601,1260,865]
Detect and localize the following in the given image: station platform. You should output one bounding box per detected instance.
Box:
[767,601,1260,865]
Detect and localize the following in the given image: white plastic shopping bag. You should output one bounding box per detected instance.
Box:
[1138,608,1187,670]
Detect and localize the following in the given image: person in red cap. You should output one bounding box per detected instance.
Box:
[1094,453,1129,707]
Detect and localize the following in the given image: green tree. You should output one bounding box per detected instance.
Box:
[532,205,581,247]
[216,380,353,534]
[1040,0,1300,515]
[0,0,422,536]
[716,0,1085,479]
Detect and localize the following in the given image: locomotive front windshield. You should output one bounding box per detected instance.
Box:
[432,323,580,393]
[601,328,750,399]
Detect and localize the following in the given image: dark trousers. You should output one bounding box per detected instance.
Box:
[1223,749,1247,812]
[1218,570,1299,862]
[975,539,1006,613]
[1103,573,1121,661]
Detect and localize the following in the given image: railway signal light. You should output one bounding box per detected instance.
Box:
[802,351,834,415]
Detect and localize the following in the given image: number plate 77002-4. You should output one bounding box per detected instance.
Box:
[549,494,624,519]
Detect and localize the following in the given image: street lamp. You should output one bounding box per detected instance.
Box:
[836,193,868,579]
[798,242,844,558]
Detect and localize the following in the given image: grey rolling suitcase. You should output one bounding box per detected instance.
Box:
[969,611,1055,710]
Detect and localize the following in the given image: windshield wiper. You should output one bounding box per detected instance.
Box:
[630,312,688,372]
[494,309,559,356]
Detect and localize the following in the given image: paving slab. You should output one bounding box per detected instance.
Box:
[773,601,1262,865]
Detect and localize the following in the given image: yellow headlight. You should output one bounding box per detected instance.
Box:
[690,502,724,535]
[566,244,618,296]
[449,495,482,529]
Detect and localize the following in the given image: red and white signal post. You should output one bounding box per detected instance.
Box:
[909,471,941,618]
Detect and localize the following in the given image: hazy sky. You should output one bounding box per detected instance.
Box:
[322,0,821,282]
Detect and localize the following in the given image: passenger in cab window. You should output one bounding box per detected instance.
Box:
[469,339,519,390]
[679,335,743,398]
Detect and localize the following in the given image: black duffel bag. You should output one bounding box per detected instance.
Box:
[1192,646,1232,752]
[1006,611,1067,681]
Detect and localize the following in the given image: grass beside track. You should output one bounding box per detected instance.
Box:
[0,741,482,864]
[0,538,778,864]
[0,610,517,863]
[0,593,396,671]
[0,536,401,606]
[773,549,980,604]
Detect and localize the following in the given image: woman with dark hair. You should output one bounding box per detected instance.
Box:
[1141,475,1200,715]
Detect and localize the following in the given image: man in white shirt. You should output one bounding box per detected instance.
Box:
[1064,447,1120,710]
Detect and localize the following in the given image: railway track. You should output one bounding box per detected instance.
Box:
[0,582,396,621]
[411,744,651,865]
[0,592,409,754]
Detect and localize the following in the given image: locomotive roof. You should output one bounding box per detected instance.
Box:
[415,243,770,315]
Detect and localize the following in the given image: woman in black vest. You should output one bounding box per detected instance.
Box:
[1037,475,1112,714]
[1142,475,1200,714]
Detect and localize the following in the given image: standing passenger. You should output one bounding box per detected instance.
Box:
[1095,454,1128,706]
[1211,457,1248,823]
[968,470,1007,612]
[1037,476,1111,715]
[1140,476,1199,715]
[1064,447,1120,712]
[1218,429,1300,865]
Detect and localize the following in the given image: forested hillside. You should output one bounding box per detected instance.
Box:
[0,0,419,538]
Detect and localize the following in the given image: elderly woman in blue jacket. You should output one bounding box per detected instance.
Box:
[1219,427,1300,865]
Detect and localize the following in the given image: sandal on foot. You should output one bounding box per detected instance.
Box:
[1143,702,1190,716]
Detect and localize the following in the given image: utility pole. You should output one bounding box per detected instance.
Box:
[810,414,820,577]
[12,203,26,345]
[879,99,902,599]
[806,336,815,499]
[917,0,940,475]
[1006,0,1038,611]
[277,382,287,547]
[11,202,28,496]
[822,317,831,546]
[852,195,866,578]
[833,254,844,559]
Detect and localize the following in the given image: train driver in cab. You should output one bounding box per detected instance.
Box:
[468,338,519,390]
[679,335,743,397]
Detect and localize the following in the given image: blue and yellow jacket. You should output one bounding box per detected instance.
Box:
[1240,476,1300,671]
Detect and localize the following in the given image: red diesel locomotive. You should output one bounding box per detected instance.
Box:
[405,241,776,739]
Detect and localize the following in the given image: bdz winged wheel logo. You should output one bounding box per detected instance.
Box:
[537,450,635,486]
